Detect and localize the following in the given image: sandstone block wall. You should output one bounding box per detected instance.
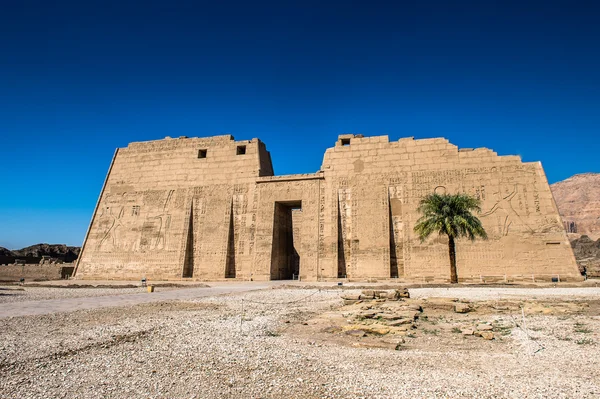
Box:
[0,264,74,281]
[75,134,582,282]
[318,135,579,282]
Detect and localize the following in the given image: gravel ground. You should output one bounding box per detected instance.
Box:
[1,287,599,398]
[0,286,176,304]
[410,286,600,300]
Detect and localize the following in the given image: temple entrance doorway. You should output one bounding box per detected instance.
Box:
[270,201,302,280]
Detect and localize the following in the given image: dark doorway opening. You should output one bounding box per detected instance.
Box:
[270,201,301,280]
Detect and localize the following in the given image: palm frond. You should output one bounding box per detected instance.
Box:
[413,193,487,241]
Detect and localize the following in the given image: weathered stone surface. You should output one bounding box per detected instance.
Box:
[74,134,582,282]
[454,303,472,313]
[400,311,421,320]
[377,290,400,300]
[425,298,460,311]
[343,324,390,335]
[387,319,414,326]
[345,329,366,337]
[377,313,402,321]
[474,330,495,340]
[361,324,391,335]
[461,328,475,335]
[358,311,378,319]
[477,324,493,331]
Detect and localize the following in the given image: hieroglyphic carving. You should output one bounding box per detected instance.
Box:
[318,182,326,257]
[248,185,259,255]
[481,184,533,237]
[388,186,405,277]
[94,189,183,253]
[77,134,581,282]
[338,187,352,275]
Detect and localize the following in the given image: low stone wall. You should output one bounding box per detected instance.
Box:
[0,264,74,281]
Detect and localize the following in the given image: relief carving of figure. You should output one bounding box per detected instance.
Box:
[481,184,533,236]
[96,206,125,251]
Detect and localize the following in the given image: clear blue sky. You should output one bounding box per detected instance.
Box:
[1,1,599,249]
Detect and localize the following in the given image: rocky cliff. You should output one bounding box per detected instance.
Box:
[570,235,600,277]
[551,173,600,240]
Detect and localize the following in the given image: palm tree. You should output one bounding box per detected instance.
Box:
[413,193,487,284]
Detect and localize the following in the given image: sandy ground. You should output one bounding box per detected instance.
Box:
[0,286,599,398]
[0,286,159,303]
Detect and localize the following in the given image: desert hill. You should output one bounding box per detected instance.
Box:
[570,235,600,277]
[13,243,80,262]
[0,247,15,257]
[0,244,80,264]
[551,173,600,240]
[551,173,600,277]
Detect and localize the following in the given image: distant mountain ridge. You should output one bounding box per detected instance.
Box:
[0,243,80,264]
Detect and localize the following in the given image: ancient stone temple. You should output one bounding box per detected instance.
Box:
[74,134,582,282]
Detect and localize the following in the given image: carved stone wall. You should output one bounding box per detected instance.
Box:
[319,135,580,282]
[75,134,582,282]
[75,136,269,280]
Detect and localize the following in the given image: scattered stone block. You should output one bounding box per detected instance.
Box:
[387,319,413,326]
[407,304,423,312]
[396,311,421,320]
[425,298,459,311]
[454,303,472,313]
[377,313,402,321]
[361,324,390,335]
[477,324,493,331]
[461,329,475,335]
[361,290,375,299]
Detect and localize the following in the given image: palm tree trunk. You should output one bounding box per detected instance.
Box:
[448,235,458,284]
